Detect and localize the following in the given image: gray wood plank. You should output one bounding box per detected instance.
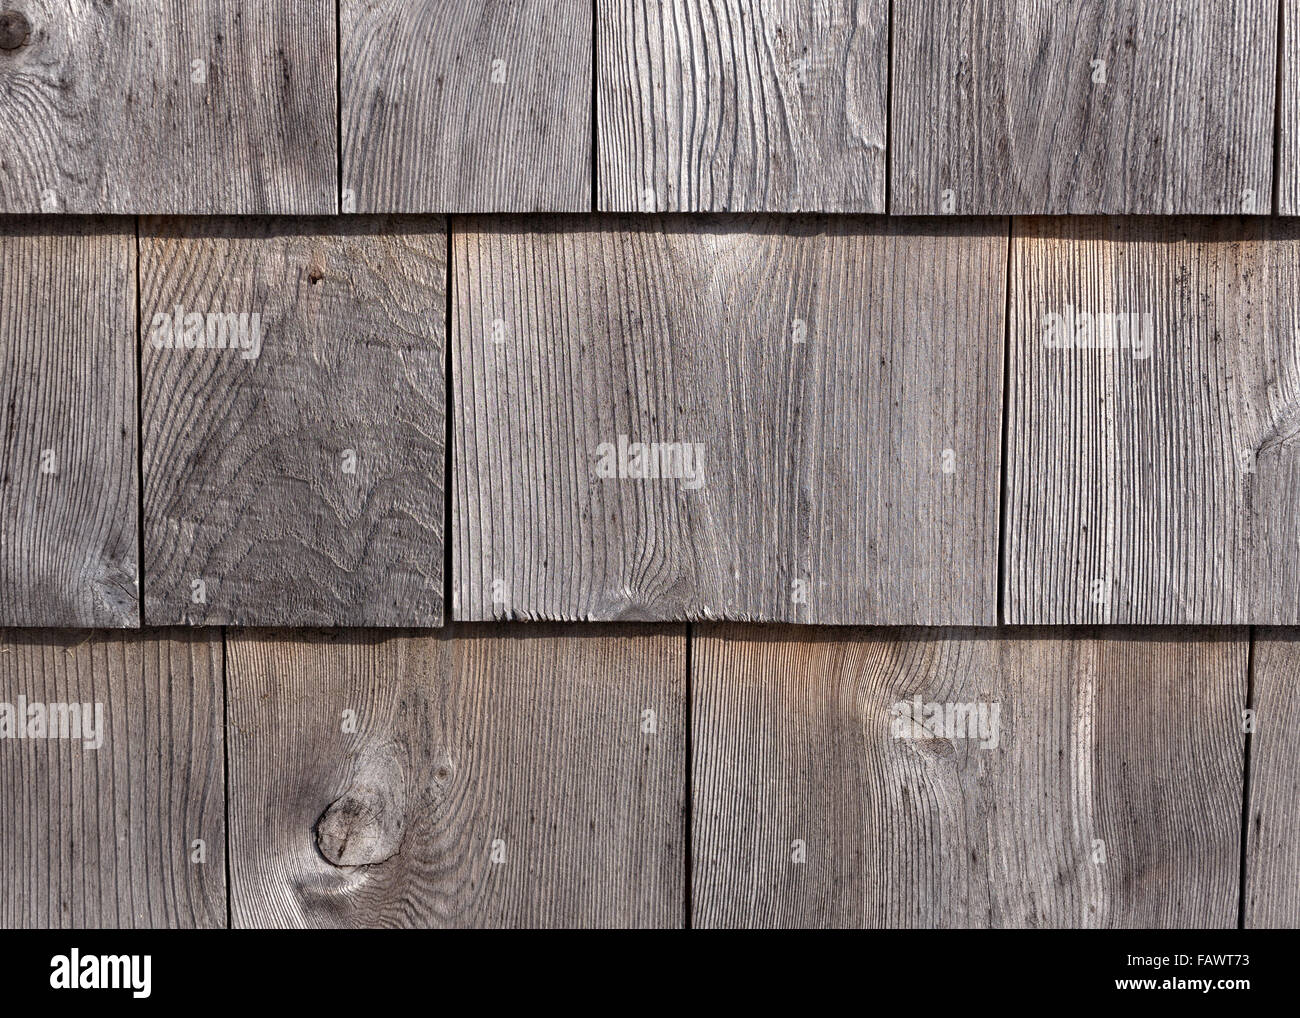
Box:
[0,218,137,628]
[693,625,1246,929]
[0,2,335,214]
[0,628,225,928]
[453,215,1005,624]
[598,0,887,212]
[891,0,1277,214]
[1245,628,1300,927]
[141,217,445,627]
[342,0,590,213]
[1006,217,1300,624]
[1281,2,1300,215]
[226,625,684,929]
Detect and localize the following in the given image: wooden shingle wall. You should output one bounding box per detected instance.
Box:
[5,1,1300,932]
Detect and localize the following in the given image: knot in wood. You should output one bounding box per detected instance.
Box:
[314,779,404,867]
[0,10,30,51]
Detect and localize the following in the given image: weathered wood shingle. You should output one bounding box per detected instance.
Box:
[342,0,591,212]
[598,0,887,212]
[0,628,226,928]
[453,215,1005,624]
[1280,1,1300,215]
[693,625,1246,928]
[1006,217,1300,624]
[141,218,445,627]
[0,1,335,214]
[1244,629,1300,928]
[892,0,1277,214]
[227,626,685,928]
[0,219,137,628]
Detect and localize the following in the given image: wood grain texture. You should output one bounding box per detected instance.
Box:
[141,218,445,627]
[0,1,335,214]
[1006,217,1300,625]
[1282,2,1300,215]
[454,215,1005,624]
[342,0,591,213]
[0,628,225,928]
[693,625,1246,929]
[891,0,1277,214]
[0,218,137,628]
[1244,629,1300,927]
[227,626,684,929]
[598,0,887,212]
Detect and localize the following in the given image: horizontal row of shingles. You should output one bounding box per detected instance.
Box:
[10,215,1300,627]
[4,623,1295,928]
[0,1,1291,215]
[471,215,1300,625]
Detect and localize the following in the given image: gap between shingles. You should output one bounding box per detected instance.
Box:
[684,620,693,930]
[335,0,344,213]
[1273,0,1285,215]
[995,217,1014,625]
[133,217,145,626]
[1237,626,1257,929]
[884,0,894,212]
[591,0,599,211]
[443,217,454,625]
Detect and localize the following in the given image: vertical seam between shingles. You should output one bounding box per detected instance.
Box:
[592,0,599,211]
[335,0,344,213]
[885,0,894,213]
[684,620,693,929]
[1273,0,1285,214]
[444,216,454,623]
[996,217,1015,625]
[134,216,144,626]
